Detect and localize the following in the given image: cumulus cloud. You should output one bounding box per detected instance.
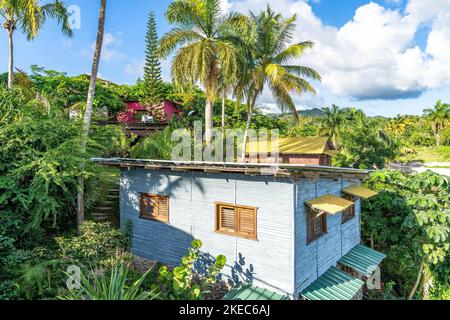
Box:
[225,0,450,102]
[81,32,126,62]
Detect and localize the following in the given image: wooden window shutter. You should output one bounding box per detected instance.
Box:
[140,194,169,223]
[216,203,257,240]
[157,196,169,222]
[237,207,257,239]
[307,208,327,243]
[217,204,236,232]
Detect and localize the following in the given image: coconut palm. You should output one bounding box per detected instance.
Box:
[423,100,450,147]
[0,0,73,89]
[236,7,321,160]
[319,104,345,149]
[158,0,246,145]
[77,0,107,231]
[386,114,412,138]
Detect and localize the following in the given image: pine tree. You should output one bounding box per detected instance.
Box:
[144,11,163,104]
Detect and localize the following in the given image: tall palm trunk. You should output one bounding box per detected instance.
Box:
[221,90,226,140]
[77,0,107,232]
[240,93,258,162]
[7,27,14,89]
[205,97,214,146]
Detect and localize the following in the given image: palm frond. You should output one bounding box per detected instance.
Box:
[273,41,314,64]
[165,0,207,35]
[158,27,204,58]
[41,0,73,38]
[269,80,297,117]
[282,65,322,81]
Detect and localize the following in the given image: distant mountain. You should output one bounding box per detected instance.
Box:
[298,108,324,117]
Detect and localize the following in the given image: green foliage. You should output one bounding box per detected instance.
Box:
[155,239,226,300]
[130,125,177,160]
[29,66,125,114]
[61,259,157,300]
[55,221,128,269]
[335,119,399,169]
[363,170,450,298]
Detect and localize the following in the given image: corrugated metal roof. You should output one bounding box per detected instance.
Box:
[301,267,365,300]
[338,244,386,277]
[305,194,354,214]
[91,158,371,179]
[246,137,332,155]
[342,185,378,199]
[223,284,290,300]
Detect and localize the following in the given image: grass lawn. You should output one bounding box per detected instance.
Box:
[397,146,450,164]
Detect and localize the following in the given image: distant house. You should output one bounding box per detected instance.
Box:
[118,100,183,124]
[92,158,385,300]
[246,137,337,166]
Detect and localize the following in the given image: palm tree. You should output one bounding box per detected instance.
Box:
[158,0,246,145]
[77,0,107,231]
[236,7,321,161]
[0,0,73,89]
[319,104,345,149]
[386,114,411,138]
[423,100,450,147]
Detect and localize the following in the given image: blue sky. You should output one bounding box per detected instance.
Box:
[0,0,449,117]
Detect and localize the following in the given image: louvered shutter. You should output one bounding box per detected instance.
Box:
[237,207,256,239]
[157,196,169,222]
[140,194,169,223]
[219,205,236,232]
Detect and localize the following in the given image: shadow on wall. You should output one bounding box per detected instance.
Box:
[121,169,257,286]
[121,169,206,211]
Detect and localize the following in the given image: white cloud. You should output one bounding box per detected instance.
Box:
[81,32,126,62]
[125,56,172,82]
[225,0,450,102]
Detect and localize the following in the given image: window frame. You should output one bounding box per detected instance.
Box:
[140,193,169,223]
[215,202,257,240]
[307,207,327,244]
[341,194,356,224]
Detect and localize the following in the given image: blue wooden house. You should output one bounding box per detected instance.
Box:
[92,158,385,300]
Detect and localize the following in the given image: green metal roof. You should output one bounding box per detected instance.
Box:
[301,267,364,300]
[223,284,290,300]
[338,244,386,277]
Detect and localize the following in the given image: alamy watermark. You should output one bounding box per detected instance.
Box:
[68,5,81,30]
[170,121,280,163]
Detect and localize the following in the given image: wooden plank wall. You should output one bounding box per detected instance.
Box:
[119,168,296,297]
[294,178,361,296]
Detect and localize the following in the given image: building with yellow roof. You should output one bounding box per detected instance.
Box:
[245,136,337,166]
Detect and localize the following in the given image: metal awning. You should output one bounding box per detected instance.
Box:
[301,267,364,300]
[338,244,386,277]
[223,284,289,300]
[305,194,354,214]
[342,185,378,199]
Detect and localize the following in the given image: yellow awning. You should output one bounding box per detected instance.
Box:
[305,194,354,215]
[342,185,378,199]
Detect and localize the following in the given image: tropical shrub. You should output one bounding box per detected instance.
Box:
[154,239,226,300]
[55,222,129,269]
[363,170,450,299]
[61,259,157,300]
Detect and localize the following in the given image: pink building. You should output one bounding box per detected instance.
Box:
[117,100,183,123]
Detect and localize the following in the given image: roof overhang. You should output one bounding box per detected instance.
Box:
[91,158,370,180]
[301,267,365,300]
[223,284,289,300]
[338,244,386,277]
[342,185,378,199]
[305,194,355,214]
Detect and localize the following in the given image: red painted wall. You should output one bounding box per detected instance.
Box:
[117,100,182,123]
